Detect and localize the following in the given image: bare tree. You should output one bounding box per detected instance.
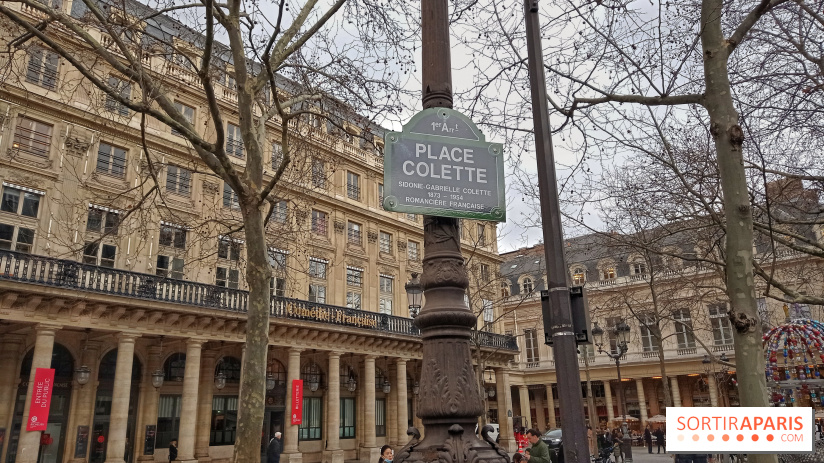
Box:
[0,0,416,460]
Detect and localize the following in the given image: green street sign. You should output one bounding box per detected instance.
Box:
[383,108,506,222]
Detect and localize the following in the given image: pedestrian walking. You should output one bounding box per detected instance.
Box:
[654,427,666,453]
[168,438,178,462]
[524,429,550,463]
[644,425,653,454]
[267,432,282,463]
[612,429,624,463]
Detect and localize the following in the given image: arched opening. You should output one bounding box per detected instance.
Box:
[90,349,143,463]
[8,343,75,463]
[156,353,186,449]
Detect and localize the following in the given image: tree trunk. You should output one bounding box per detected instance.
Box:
[647,275,673,408]
[701,1,773,462]
[233,200,271,463]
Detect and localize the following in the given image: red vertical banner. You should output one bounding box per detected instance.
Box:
[291,379,303,425]
[27,368,55,431]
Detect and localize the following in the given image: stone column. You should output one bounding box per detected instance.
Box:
[635,379,648,426]
[518,385,531,429]
[533,388,545,432]
[283,348,303,463]
[387,363,398,445]
[670,376,681,407]
[0,335,25,463]
[708,375,719,407]
[137,345,162,462]
[15,324,61,463]
[604,381,615,422]
[545,385,557,429]
[177,339,203,463]
[105,333,140,463]
[195,350,218,461]
[360,356,378,462]
[324,353,343,463]
[395,359,408,444]
[495,369,515,453]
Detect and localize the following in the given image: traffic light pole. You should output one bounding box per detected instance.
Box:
[524,2,590,463]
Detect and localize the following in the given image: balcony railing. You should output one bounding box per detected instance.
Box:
[0,250,518,350]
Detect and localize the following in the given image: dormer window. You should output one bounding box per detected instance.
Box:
[572,267,586,285]
[601,267,616,280]
[522,277,533,293]
[633,262,647,276]
[501,281,510,298]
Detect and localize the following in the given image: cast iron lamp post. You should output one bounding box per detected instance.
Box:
[406,273,423,318]
[592,321,633,462]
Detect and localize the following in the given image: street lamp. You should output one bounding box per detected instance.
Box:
[214,371,227,390]
[405,273,423,318]
[592,320,633,463]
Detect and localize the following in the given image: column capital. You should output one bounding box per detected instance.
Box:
[519,384,529,390]
[34,323,62,334]
[116,332,141,342]
[395,358,408,365]
[186,338,206,348]
[328,352,341,360]
[288,347,304,355]
[364,354,378,360]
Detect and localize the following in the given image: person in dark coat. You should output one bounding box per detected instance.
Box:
[168,438,178,462]
[654,427,666,453]
[267,432,283,463]
[644,425,653,454]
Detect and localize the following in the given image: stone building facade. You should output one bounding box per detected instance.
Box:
[0,2,516,463]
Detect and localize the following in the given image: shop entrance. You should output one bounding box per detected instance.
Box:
[6,344,74,463]
[90,349,142,463]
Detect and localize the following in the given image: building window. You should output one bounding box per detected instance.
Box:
[210,396,238,446]
[602,266,616,280]
[226,122,244,158]
[0,223,34,253]
[12,117,53,158]
[346,291,362,310]
[311,210,328,235]
[26,48,58,90]
[572,267,586,285]
[408,240,419,261]
[375,398,386,437]
[271,200,287,224]
[311,158,326,189]
[96,142,127,178]
[86,207,120,235]
[159,224,187,249]
[379,231,392,254]
[223,183,240,209]
[156,255,184,279]
[483,299,494,323]
[639,313,658,352]
[346,267,363,287]
[672,309,696,348]
[156,395,182,449]
[479,263,490,283]
[633,262,647,276]
[524,329,539,366]
[347,221,362,245]
[298,397,322,441]
[271,143,283,170]
[379,275,393,315]
[105,76,131,116]
[82,242,116,268]
[347,171,360,200]
[216,267,239,289]
[166,165,192,196]
[501,281,510,298]
[378,183,384,205]
[218,238,242,261]
[522,277,533,293]
[269,248,287,271]
[309,258,327,279]
[477,223,486,246]
[1,185,42,218]
[172,101,194,136]
[309,284,327,303]
[271,277,286,298]
[339,397,356,439]
[708,303,734,345]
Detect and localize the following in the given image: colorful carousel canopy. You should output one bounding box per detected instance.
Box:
[763,318,824,383]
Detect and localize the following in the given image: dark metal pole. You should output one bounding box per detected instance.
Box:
[523,2,589,463]
[615,359,633,463]
[395,2,508,463]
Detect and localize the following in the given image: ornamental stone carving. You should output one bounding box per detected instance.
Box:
[202,181,219,194]
[64,136,91,156]
[367,230,379,243]
[334,220,345,234]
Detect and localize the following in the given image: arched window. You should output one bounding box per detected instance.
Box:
[268,358,286,387]
[522,277,533,293]
[21,343,74,379]
[601,266,616,281]
[216,356,242,383]
[572,267,586,285]
[301,362,323,392]
[501,281,510,298]
[98,349,143,382]
[375,367,388,390]
[164,353,186,382]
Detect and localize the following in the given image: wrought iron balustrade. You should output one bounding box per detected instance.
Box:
[0,250,518,350]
